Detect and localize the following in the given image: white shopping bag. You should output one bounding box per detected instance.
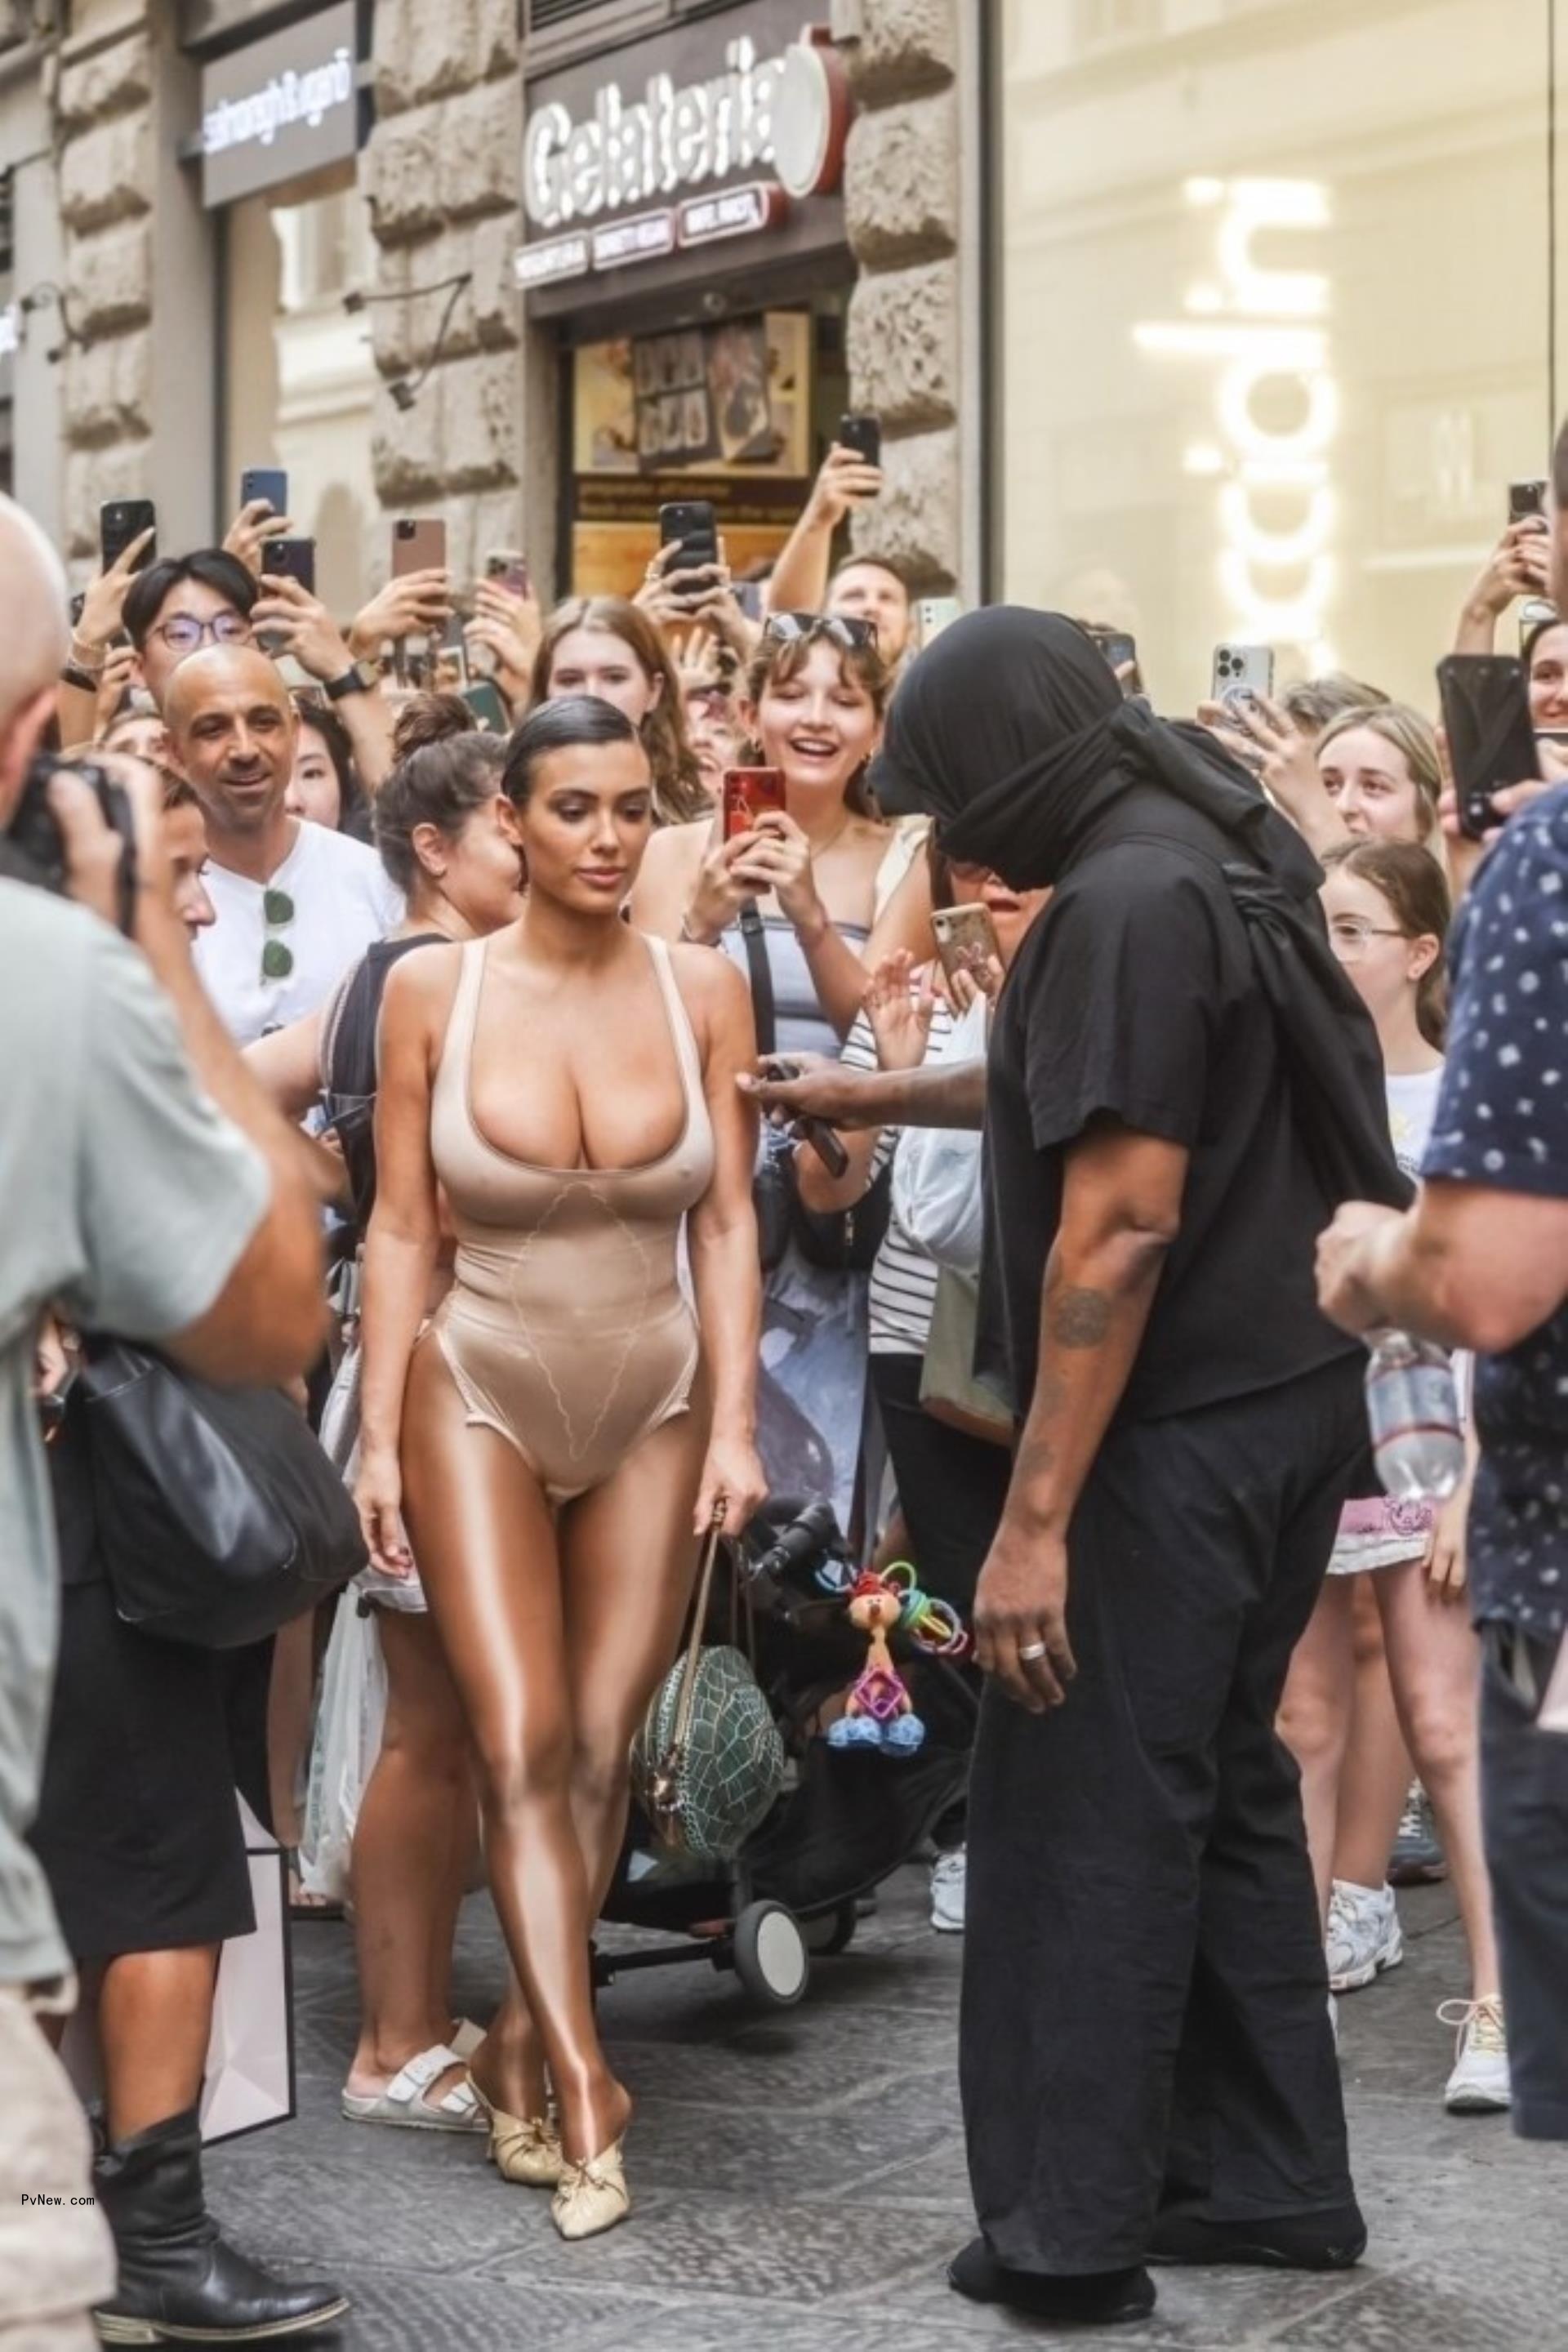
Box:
[200,1798,295,2146]
[298,1594,387,1904]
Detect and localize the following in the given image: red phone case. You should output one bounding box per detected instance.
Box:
[723,768,786,840]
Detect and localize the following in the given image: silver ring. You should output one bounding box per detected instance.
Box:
[1018,1642,1048,1662]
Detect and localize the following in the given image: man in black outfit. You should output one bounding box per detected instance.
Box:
[754,609,1403,2325]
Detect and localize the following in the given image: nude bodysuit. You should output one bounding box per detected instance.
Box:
[425,933,715,1503]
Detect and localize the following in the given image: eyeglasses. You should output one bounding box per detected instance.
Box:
[261,888,295,981]
[153,611,253,655]
[1327,918,1407,959]
[763,612,879,652]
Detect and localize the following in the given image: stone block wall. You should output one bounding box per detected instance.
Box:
[56,9,155,561]
[833,0,961,590]
[363,0,539,586]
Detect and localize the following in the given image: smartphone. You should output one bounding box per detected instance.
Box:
[485,547,532,599]
[262,537,316,596]
[392,517,448,577]
[915,596,963,649]
[1509,479,1548,524]
[658,499,719,582]
[1212,642,1274,705]
[435,615,470,689]
[838,412,882,471]
[240,467,288,518]
[1436,653,1541,840]
[931,902,1000,986]
[722,766,786,842]
[461,679,510,733]
[761,1058,850,1178]
[100,499,156,572]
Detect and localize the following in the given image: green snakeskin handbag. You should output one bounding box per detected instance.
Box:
[631,1515,786,1861]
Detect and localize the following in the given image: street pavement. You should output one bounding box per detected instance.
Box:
[209,1869,1568,2349]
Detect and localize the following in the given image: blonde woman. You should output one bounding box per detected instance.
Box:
[1221,698,1446,866]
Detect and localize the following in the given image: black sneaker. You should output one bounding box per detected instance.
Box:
[1148,2203,1366,2271]
[948,2238,1156,2323]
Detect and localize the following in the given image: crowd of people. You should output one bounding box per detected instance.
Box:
[2,404,1566,2344]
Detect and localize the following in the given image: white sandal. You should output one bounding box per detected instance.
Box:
[341,2043,486,2132]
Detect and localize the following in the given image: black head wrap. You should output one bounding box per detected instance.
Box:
[871,607,1409,1211]
[870,607,1322,898]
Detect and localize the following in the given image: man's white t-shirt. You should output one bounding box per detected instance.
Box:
[194,820,404,1042]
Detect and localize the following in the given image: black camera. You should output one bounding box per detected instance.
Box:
[3,753,139,933]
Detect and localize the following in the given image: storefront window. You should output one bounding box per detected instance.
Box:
[994,0,1552,711]
[569,304,842,595]
[224,166,376,617]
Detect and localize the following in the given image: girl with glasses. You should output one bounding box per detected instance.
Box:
[1280,840,1508,2114]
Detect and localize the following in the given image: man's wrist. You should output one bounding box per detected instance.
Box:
[301,637,356,684]
[323,658,379,703]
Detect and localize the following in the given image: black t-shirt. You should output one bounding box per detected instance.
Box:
[977,786,1360,1423]
[1422,787,1568,1635]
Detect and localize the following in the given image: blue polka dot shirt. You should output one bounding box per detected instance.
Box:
[1423,786,1568,1634]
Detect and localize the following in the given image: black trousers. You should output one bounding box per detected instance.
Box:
[868,1352,1013,1616]
[960,1354,1366,2275]
[1480,1624,1568,2140]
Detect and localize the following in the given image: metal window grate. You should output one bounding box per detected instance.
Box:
[529,0,627,27]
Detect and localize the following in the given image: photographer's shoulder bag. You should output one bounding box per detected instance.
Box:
[737,898,892,1277]
[76,1339,367,1649]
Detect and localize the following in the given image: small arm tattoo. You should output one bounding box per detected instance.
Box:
[1049,1286,1111,1348]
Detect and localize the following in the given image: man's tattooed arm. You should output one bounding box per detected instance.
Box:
[998,1128,1188,1539]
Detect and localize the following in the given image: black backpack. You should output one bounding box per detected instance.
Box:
[320,934,445,1246]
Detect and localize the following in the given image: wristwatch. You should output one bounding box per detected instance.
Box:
[323,658,380,703]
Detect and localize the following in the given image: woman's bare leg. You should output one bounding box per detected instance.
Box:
[345,1610,477,2107]
[268,1610,319,1890]
[1377,1562,1501,1998]
[402,1347,623,2167]
[559,1393,711,1914]
[1334,1572,1414,1893]
[1277,1575,1356,1926]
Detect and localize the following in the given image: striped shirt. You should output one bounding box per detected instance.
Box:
[841,998,956,1355]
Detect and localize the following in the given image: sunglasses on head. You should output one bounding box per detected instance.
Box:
[763,612,879,652]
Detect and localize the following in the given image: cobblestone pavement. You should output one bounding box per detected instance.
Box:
[208,1871,1568,2350]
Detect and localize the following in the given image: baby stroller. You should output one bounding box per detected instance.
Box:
[596,1495,978,2009]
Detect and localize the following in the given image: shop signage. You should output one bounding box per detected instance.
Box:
[679,181,787,246]
[199,1,361,209]
[523,17,849,233]
[514,234,591,292]
[592,209,679,270]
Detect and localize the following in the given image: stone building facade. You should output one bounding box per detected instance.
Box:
[3,0,978,595]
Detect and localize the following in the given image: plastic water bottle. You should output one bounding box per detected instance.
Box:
[1364,1330,1466,1502]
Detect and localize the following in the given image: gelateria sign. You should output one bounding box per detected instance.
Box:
[199,2,362,209]
[518,2,849,292]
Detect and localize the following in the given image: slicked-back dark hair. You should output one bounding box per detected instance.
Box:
[123,550,257,649]
[501,694,644,807]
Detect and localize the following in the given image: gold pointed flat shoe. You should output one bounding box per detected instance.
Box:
[468,2078,564,2187]
[551,2137,630,2241]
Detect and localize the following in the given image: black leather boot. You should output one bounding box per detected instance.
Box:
[91,2105,349,2344]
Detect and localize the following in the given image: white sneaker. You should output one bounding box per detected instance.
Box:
[1440,1998,1512,2114]
[930,1847,967,1934]
[1325,1880,1403,1993]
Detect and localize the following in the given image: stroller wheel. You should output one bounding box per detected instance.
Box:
[804,1900,858,1958]
[732,1901,810,2007]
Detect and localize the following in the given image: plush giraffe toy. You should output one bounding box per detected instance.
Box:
[826,1563,969,1757]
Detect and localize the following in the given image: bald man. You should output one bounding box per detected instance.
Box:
[0,497,341,2343]
[164,644,402,1043]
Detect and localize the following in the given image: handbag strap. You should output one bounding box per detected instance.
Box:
[667,1506,730,1760]
[737,899,777,1061]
